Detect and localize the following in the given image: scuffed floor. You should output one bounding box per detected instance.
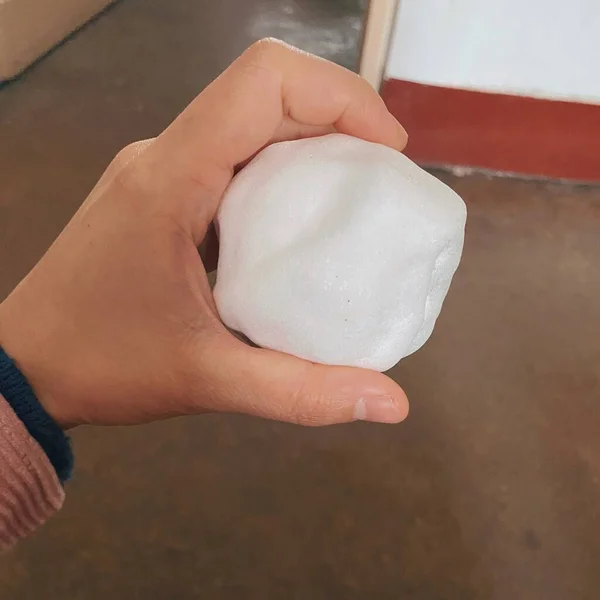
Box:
[1,1,599,598]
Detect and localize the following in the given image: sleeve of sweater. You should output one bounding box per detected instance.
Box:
[0,393,64,551]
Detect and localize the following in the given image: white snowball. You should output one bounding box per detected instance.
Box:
[214,134,466,372]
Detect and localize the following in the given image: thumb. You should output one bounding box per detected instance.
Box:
[194,335,409,426]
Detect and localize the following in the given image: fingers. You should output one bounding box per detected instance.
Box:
[235,121,337,171]
[191,334,409,426]
[150,39,407,214]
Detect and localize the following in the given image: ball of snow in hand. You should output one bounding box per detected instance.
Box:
[214,133,466,372]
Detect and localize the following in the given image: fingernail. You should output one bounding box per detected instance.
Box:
[354,396,406,424]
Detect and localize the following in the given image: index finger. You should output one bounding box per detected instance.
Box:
[153,39,407,198]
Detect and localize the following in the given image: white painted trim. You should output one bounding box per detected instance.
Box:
[359,0,399,90]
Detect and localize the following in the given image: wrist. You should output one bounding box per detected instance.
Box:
[0,298,72,429]
[0,344,74,483]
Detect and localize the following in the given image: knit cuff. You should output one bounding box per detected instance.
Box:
[0,347,73,483]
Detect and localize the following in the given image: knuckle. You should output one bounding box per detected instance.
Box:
[109,140,155,196]
[242,38,295,71]
[245,38,284,62]
[111,144,136,170]
[111,139,153,171]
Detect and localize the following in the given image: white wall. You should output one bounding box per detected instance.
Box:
[386,0,600,105]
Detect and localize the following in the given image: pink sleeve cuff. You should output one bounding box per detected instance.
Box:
[0,393,64,551]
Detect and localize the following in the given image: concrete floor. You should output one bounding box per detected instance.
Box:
[1,1,600,598]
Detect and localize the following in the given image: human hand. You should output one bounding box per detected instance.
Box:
[0,40,409,429]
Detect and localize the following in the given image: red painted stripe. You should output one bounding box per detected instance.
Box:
[381,78,600,182]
